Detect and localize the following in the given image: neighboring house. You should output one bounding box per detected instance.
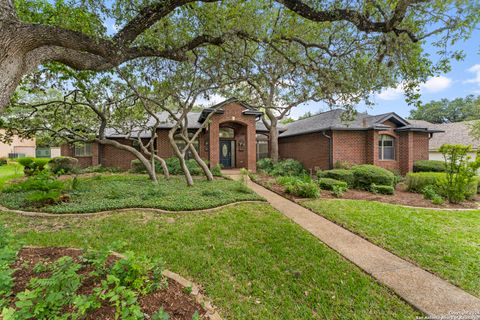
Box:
[0,129,36,158]
[61,98,441,174]
[409,120,480,161]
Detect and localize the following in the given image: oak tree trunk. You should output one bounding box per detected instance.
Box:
[188,143,214,181]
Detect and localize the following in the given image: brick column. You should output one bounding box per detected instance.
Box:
[366,130,378,165]
[399,131,414,175]
[246,121,257,172]
[209,122,219,168]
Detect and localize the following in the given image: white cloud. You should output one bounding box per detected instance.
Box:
[377,85,404,101]
[376,75,452,100]
[420,76,452,93]
[464,64,480,86]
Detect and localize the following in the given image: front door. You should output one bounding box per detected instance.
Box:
[219,140,233,168]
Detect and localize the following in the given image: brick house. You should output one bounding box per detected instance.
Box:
[61,98,441,175]
[279,109,442,174]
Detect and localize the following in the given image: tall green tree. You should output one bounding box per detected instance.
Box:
[409,95,480,123]
[1,0,478,111]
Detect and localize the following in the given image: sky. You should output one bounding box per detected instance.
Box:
[289,29,480,120]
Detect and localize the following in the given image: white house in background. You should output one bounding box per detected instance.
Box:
[0,129,36,158]
[409,120,480,161]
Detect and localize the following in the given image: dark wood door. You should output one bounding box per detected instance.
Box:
[219,140,233,168]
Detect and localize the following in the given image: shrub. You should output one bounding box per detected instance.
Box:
[18,157,50,176]
[331,184,348,198]
[0,158,7,166]
[318,178,348,191]
[48,157,79,175]
[3,172,65,193]
[211,164,222,177]
[371,184,395,195]
[257,158,274,173]
[413,160,446,173]
[131,157,203,176]
[422,185,439,200]
[352,165,395,190]
[406,172,445,193]
[285,180,319,198]
[437,144,480,203]
[333,160,353,170]
[317,169,354,187]
[26,190,63,206]
[276,175,311,186]
[270,159,306,177]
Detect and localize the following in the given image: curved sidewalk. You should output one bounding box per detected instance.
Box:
[243,177,480,318]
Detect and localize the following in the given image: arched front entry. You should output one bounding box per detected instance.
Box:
[206,100,259,172]
[217,121,249,169]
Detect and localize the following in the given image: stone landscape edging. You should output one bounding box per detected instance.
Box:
[0,200,266,218]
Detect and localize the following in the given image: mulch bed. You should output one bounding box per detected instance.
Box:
[253,173,480,209]
[7,247,207,320]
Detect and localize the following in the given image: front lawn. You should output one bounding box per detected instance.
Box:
[0,163,23,188]
[303,199,480,297]
[0,203,419,319]
[0,174,262,213]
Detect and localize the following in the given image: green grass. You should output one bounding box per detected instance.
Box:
[0,174,262,213]
[0,203,418,319]
[0,163,23,188]
[303,199,480,297]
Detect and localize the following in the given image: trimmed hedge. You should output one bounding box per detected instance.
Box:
[48,157,79,175]
[17,157,51,176]
[352,165,395,190]
[371,184,395,195]
[318,178,348,191]
[413,160,446,173]
[317,169,354,187]
[406,172,445,193]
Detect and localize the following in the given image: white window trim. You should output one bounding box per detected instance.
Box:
[378,135,395,161]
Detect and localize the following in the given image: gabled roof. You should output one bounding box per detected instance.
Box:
[409,120,480,150]
[279,109,441,138]
[198,97,263,122]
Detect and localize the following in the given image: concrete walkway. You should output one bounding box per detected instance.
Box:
[225,173,480,318]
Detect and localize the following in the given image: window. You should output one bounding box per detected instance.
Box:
[174,132,199,159]
[74,143,92,157]
[219,127,234,139]
[256,134,269,160]
[378,135,395,160]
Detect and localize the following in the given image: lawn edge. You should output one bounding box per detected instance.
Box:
[0,200,267,218]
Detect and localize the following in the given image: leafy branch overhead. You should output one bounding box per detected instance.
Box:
[1,0,478,109]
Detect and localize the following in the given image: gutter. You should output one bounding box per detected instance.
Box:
[322,130,333,169]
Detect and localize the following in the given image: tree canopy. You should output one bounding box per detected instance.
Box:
[409,95,480,123]
[1,0,479,110]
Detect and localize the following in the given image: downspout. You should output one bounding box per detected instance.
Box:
[322,130,333,169]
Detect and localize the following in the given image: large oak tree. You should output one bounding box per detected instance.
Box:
[1,0,477,111]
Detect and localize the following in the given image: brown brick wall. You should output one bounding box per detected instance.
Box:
[208,103,257,171]
[278,132,330,171]
[413,132,430,161]
[60,144,93,167]
[332,131,367,165]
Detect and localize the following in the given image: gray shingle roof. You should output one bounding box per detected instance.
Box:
[409,120,480,150]
[279,109,419,138]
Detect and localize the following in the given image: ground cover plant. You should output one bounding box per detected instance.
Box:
[0,174,262,213]
[303,199,480,297]
[0,225,205,319]
[0,203,419,319]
